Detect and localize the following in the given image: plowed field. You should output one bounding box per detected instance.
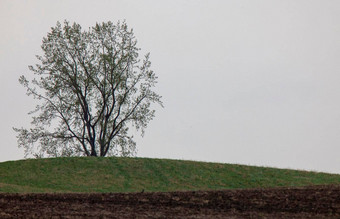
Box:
[1,185,339,218]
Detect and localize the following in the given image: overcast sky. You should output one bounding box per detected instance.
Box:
[1,0,340,174]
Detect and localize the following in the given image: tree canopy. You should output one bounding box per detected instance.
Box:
[14,20,162,158]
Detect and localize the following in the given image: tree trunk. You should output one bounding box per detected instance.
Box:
[89,138,97,156]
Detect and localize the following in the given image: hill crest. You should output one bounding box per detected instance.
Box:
[0,157,339,193]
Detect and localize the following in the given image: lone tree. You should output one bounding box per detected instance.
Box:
[14,20,162,158]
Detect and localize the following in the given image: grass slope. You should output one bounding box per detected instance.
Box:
[0,157,340,193]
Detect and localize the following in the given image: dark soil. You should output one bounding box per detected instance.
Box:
[1,185,339,218]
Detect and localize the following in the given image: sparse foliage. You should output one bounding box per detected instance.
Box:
[14,20,162,158]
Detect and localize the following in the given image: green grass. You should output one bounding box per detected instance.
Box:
[0,157,339,193]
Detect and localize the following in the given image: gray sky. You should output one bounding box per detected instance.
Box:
[1,0,340,174]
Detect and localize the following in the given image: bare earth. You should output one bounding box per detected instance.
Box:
[1,185,339,218]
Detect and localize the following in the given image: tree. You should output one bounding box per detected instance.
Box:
[14,20,162,158]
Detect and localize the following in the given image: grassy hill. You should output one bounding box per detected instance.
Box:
[0,157,340,193]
